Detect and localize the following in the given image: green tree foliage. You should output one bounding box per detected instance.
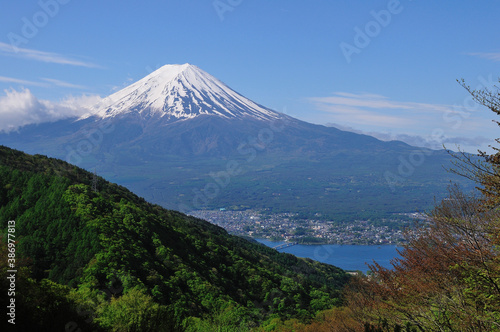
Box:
[0,146,349,330]
[0,236,102,331]
[94,287,171,331]
[0,167,101,284]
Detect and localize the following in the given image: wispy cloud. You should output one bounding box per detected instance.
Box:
[0,76,48,87]
[312,92,497,153]
[326,122,491,151]
[312,102,412,127]
[41,78,88,89]
[310,92,457,113]
[308,92,462,129]
[467,52,500,62]
[0,41,101,68]
[0,75,88,90]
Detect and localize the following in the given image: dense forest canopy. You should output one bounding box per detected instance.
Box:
[0,146,349,331]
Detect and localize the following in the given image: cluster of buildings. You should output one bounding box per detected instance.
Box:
[189,209,413,245]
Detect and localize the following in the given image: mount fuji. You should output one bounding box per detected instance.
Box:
[0,64,470,220]
[86,63,281,122]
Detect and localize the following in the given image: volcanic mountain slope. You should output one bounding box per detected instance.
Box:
[85,63,281,122]
[0,64,400,156]
[0,64,471,219]
[0,145,349,330]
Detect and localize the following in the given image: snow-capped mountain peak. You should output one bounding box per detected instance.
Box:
[87,63,281,122]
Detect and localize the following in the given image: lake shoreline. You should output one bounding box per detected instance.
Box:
[255,238,402,273]
[246,236,404,247]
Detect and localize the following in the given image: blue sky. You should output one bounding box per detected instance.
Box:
[0,0,499,152]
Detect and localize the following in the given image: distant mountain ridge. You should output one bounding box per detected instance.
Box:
[0,64,472,220]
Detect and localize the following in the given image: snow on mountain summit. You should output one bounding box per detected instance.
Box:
[87,64,281,122]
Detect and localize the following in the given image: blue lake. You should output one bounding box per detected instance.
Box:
[256,239,402,273]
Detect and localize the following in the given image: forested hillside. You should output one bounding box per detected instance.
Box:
[0,146,349,331]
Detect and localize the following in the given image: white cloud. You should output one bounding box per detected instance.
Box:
[467,52,500,62]
[310,93,436,129]
[0,76,48,87]
[310,92,459,115]
[0,88,101,133]
[309,92,498,153]
[308,92,473,129]
[58,94,102,110]
[326,122,492,151]
[41,78,88,89]
[311,102,413,127]
[0,75,89,90]
[0,42,101,68]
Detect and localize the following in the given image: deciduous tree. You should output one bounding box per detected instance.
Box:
[345,79,500,331]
